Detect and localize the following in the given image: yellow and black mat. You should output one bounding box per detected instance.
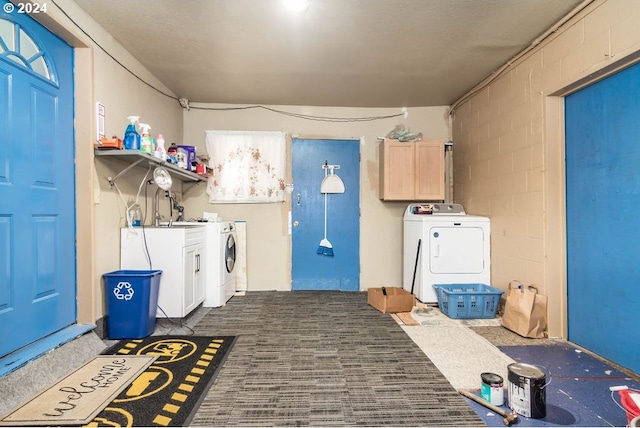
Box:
[86,335,236,427]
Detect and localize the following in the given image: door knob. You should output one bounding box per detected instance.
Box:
[293,221,299,227]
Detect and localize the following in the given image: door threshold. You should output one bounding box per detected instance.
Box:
[0,324,96,377]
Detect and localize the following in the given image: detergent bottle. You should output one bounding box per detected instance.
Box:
[139,123,153,154]
[167,143,178,164]
[154,134,167,161]
[123,116,141,150]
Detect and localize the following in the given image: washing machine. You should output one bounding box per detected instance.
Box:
[171,220,237,307]
[403,203,490,303]
[212,221,237,307]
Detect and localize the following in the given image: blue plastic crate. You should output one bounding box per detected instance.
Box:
[433,283,504,319]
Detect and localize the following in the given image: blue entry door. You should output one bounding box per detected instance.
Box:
[0,4,76,357]
[291,139,360,291]
[565,62,640,374]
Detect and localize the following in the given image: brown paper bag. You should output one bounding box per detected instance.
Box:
[501,281,548,338]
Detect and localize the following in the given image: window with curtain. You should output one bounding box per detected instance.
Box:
[205,130,286,203]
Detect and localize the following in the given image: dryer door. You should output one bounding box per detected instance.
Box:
[429,226,485,274]
[224,233,236,274]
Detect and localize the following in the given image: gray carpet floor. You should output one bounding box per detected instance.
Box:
[189,291,485,427]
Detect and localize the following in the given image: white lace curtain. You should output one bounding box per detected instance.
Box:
[205,130,286,203]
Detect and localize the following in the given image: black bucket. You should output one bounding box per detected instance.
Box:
[507,363,547,419]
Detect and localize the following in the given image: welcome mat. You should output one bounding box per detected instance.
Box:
[88,335,236,427]
[0,355,157,426]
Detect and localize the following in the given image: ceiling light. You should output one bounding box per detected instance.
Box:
[282,0,309,13]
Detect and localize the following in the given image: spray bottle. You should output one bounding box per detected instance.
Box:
[139,123,153,154]
[154,134,167,161]
[123,116,141,150]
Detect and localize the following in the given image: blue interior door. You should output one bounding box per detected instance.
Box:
[0,5,76,357]
[565,62,640,374]
[291,139,360,291]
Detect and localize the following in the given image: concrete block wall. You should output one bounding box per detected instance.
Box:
[450,0,640,337]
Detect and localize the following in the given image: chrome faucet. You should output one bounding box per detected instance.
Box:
[154,188,174,227]
[154,189,182,227]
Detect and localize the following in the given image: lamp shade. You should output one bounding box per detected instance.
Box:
[320,173,345,194]
[153,166,173,191]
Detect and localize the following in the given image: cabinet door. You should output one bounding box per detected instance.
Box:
[183,244,198,315]
[414,139,445,200]
[380,139,415,200]
[183,243,205,315]
[194,244,206,305]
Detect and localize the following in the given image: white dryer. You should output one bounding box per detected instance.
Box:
[403,203,490,303]
[170,220,237,307]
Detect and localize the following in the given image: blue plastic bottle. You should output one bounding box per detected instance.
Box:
[123,116,141,150]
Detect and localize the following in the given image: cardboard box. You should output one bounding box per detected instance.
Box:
[367,287,415,313]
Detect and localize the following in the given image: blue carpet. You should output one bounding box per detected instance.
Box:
[463,343,640,427]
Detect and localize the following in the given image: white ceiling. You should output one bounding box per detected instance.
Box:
[72,0,584,108]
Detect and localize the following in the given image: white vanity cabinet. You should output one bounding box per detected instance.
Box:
[120,226,206,318]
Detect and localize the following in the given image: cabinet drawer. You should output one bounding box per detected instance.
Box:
[185,227,205,246]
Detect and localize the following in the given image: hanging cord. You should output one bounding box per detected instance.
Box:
[156,305,195,335]
[49,0,407,123]
[192,104,405,122]
[111,180,127,226]
[124,167,151,228]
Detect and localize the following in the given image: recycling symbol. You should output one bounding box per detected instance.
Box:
[113,281,134,301]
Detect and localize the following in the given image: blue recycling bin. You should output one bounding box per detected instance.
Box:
[103,270,162,339]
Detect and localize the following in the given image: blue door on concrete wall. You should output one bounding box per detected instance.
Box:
[291,139,360,291]
[565,62,640,374]
[0,4,76,357]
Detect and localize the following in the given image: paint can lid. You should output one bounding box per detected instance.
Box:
[508,363,545,378]
[481,372,504,385]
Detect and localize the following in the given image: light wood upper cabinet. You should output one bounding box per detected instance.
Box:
[379,138,445,201]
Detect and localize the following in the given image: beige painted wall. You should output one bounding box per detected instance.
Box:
[37,0,634,333]
[26,0,449,322]
[450,0,640,337]
[33,0,184,322]
[182,105,449,291]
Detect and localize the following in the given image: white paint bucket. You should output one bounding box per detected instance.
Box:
[507,363,547,419]
[481,372,504,406]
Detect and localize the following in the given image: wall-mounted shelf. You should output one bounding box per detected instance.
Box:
[94,149,206,193]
